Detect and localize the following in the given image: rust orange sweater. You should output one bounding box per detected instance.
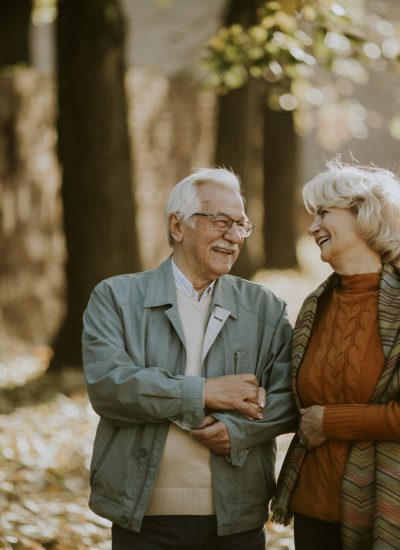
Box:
[290,273,392,522]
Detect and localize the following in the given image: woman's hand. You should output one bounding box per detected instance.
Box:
[298,406,327,449]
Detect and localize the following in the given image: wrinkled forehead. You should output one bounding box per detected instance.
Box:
[197,182,246,216]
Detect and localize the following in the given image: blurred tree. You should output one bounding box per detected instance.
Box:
[206,0,399,268]
[263,107,298,267]
[215,0,265,278]
[215,0,298,272]
[51,0,142,369]
[0,1,32,67]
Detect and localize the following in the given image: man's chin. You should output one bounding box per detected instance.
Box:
[209,254,239,277]
[214,263,235,276]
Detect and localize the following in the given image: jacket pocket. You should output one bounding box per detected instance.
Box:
[90,424,119,486]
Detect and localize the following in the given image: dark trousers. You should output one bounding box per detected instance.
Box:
[112,515,266,550]
[293,513,342,550]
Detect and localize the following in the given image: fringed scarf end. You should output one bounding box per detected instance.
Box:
[270,499,293,526]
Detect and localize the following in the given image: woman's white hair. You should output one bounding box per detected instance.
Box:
[303,157,400,267]
[166,167,243,246]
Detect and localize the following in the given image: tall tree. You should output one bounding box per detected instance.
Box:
[263,108,298,267]
[51,0,141,368]
[214,0,299,271]
[216,78,265,277]
[206,0,398,268]
[0,0,31,67]
[215,0,265,278]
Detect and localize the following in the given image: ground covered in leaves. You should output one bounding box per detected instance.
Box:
[0,363,111,550]
[0,361,295,550]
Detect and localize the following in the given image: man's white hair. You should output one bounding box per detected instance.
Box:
[165,167,243,246]
[303,157,400,267]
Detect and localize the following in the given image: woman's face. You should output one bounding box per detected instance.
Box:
[307,207,374,273]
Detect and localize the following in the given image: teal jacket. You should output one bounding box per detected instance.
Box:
[82,258,297,535]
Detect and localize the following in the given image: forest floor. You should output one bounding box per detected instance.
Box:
[0,237,330,550]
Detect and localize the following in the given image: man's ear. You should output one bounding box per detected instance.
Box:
[169,213,184,243]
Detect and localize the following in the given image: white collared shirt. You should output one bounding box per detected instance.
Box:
[171,258,215,302]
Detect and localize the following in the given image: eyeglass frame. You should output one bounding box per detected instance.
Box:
[191,212,254,238]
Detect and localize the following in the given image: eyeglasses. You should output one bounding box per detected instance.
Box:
[192,212,254,238]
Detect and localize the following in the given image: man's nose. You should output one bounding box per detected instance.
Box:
[224,222,243,243]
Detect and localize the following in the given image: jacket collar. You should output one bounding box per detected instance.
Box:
[143,256,237,319]
[143,257,178,308]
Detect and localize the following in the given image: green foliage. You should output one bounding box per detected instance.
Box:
[203,0,400,111]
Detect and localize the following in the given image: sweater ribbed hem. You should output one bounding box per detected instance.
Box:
[323,405,366,440]
[145,488,215,515]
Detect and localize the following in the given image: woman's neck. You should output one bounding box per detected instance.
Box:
[331,248,382,276]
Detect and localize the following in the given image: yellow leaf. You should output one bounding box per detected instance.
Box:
[280,0,299,15]
[261,16,277,29]
[302,5,317,21]
[275,11,298,32]
[249,25,268,43]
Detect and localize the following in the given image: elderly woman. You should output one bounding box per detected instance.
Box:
[272,160,400,550]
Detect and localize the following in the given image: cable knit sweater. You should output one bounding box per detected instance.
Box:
[271,264,400,548]
[291,273,387,522]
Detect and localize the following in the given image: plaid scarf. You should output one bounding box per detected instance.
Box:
[271,263,400,549]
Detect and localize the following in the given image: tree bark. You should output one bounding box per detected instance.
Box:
[263,107,298,268]
[215,0,264,279]
[51,0,141,368]
[0,1,31,68]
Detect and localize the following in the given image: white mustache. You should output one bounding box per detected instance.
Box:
[212,241,240,252]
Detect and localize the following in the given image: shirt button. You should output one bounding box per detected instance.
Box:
[139,448,148,457]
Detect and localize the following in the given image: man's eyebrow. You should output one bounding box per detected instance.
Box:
[215,211,248,221]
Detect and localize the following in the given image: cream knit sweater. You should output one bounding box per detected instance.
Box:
[146,289,215,515]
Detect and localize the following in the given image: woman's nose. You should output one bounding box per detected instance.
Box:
[308,216,320,236]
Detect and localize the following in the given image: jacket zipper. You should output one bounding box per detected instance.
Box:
[234,351,239,373]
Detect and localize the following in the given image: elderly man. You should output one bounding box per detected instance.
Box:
[83,167,296,550]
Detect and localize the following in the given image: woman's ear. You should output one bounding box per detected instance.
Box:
[168,213,184,243]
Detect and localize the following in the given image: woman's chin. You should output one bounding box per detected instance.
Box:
[319,249,330,264]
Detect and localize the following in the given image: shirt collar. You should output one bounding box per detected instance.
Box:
[171,258,215,302]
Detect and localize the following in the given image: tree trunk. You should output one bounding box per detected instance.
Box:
[51,0,141,369]
[215,0,264,279]
[263,107,298,268]
[0,71,63,351]
[0,1,31,68]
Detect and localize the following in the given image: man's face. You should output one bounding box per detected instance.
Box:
[173,182,247,291]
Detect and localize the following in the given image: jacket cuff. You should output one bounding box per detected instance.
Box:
[229,444,249,467]
[180,376,205,428]
[211,413,249,467]
[226,420,249,466]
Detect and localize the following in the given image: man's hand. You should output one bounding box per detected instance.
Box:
[299,406,327,449]
[204,374,264,420]
[190,416,230,455]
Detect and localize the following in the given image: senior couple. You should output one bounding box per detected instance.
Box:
[83,162,400,549]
